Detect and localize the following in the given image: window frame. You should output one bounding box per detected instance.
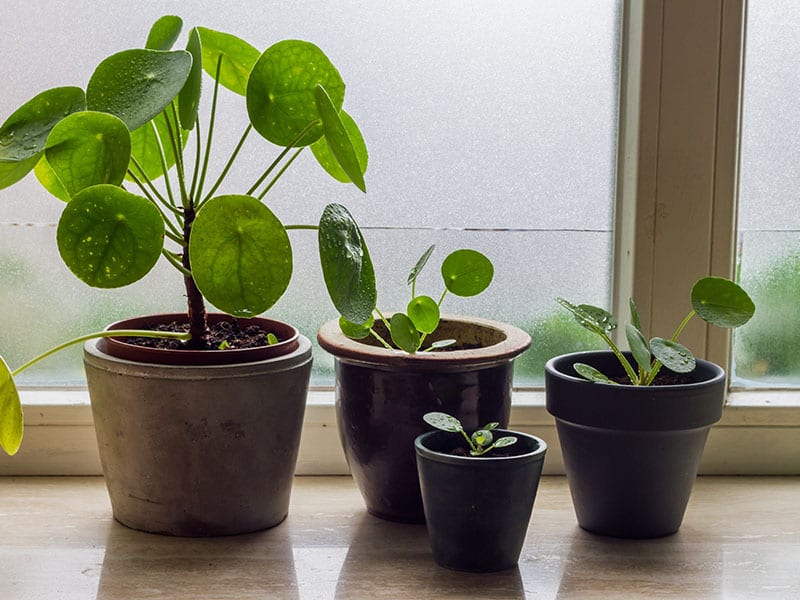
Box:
[2,0,798,476]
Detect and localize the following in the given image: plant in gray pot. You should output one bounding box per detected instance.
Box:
[316,228,532,523]
[0,15,368,536]
[545,277,755,538]
[415,412,547,572]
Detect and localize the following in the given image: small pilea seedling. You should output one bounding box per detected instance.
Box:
[319,224,494,353]
[423,412,517,457]
[557,276,755,385]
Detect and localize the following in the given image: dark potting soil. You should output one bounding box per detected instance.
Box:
[446,445,520,459]
[121,320,278,351]
[611,370,699,386]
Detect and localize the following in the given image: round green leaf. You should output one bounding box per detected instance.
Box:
[390,312,420,353]
[339,315,373,339]
[318,203,376,325]
[494,436,518,449]
[56,184,165,288]
[0,87,86,188]
[691,276,756,329]
[0,356,23,456]
[312,87,365,192]
[247,40,345,147]
[34,155,70,201]
[625,322,651,373]
[441,249,494,297]
[651,337,696,374]
[178,28,203,130]
[87,49,192,131]
[472,429,493,448]
[407,295,440,334]
[145,15,183,51]
[311,110,368,185]
[190,194,292,317]
[197,27,260,95]
[126,111,188,181]
[423,412,463,432]
[44,111,131,198]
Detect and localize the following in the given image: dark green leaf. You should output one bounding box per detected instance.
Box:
[311,110,368,185]
[390,312,420,353]
[126,111,188,181]
[0,356,22,456]
[651,338,696,373]
[178,28,203,130]
[313,85,365,192]
[625,322,651,374]
[574,363,618,384]
[318,203,376,325]
[691,276,755,328]
[87,49,192,131]
[441,249,494,297]
[629,298,642,331]
[190,194,292,317]
[407,295,440,334]
[247,40,344,147]
[557,298,617,334]
[407,245,435,286]
[339,315,374,339]
[145,15,183,51]
[423,412,463,433]
[56,184,165,288]
[197,27,260,95]
[44,111,131,198]
[0,87,86,188]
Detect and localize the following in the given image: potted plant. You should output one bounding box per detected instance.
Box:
[414,412,547,572]
[0,15,369,536]
[545,276,755,538]
[315,217,532,522]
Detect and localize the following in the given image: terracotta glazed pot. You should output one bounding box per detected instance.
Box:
[545,350,726,538]
[317,315,531,523]
[84,313,312,536]
[415,429,546,572]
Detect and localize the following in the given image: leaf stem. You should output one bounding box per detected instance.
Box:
[162,249,192,276]
[11,330,191,377]
[149,119,178,209]
[246,120,319,197]
[195,56,223,203]
[671,310,696,342]
[200,125,252,205]
[166,103,190,208]
[368,328,393,350]
[257,147,304,201]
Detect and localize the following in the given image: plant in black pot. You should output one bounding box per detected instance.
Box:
[315,223,532,523]
[545,276,755,538]
[0,15,368,536]
[415,412,547,572]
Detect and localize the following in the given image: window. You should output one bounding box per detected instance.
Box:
[0,1,620,387]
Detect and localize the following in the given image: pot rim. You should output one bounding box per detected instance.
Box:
[545,350,726,389]
[317,314,531,370]
[415,429,547,466]
[96,313,301,366]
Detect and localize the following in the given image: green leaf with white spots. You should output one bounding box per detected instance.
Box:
[190,194,292,317]
[197,27,260,95]
[574,363,618,384]
[247,40,344,147]
[651,338,696,374]
[423,412,464,433]
[87,49,192,131]
[44,111,131,198]
[56,184,164,288]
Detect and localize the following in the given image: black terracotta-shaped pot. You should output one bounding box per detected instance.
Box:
[545,351,726,538]
[415,429,547,572]
[317,315,531,523]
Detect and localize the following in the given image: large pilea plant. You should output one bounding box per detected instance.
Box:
[0,16,371,455]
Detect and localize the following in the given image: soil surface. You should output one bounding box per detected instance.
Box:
[121,320,278,351]
[611,370,699,385]
[448,445,519,458]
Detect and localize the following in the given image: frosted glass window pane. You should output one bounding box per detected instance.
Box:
[0,1,620,387]
[735,1,800,386]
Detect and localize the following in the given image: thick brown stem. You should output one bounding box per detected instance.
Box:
[182,206,209,349]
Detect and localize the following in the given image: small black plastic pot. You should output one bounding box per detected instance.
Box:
[545,350,726,539]
[415,429,547,572]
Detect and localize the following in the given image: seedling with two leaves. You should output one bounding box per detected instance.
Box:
[423,412,517,456]
[557,276,755,385]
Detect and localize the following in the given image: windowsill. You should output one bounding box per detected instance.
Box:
[3,387,799,475]
[1,475,798,598]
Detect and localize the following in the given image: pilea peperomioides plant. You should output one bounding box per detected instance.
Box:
[423,412,517,456]
[0,15,370,455]
[557,276,755,385]
[317,206,495,353]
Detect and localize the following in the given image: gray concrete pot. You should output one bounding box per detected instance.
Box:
[84,314,312,537]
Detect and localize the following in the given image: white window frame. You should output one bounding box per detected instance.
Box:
[2,0,798,476]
